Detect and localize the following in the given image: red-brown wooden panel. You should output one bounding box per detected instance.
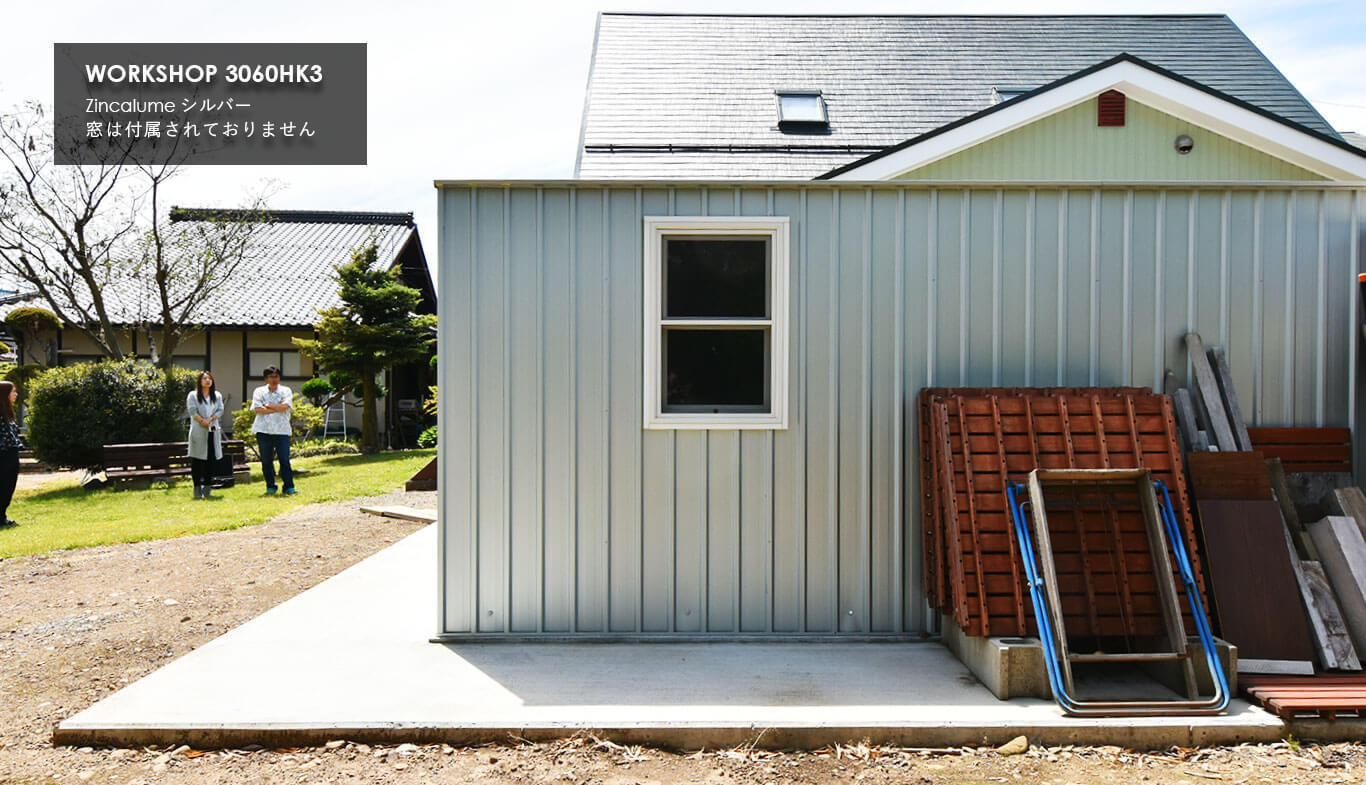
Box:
[1247,427,1352,444]
[1248,427,1352,473]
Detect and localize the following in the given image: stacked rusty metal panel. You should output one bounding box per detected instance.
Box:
[919,387,1209,639]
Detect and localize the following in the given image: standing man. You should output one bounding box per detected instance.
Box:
[251,365,296,495]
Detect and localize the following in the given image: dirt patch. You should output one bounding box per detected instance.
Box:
[1,489,1364,784]
[14,470,82,493]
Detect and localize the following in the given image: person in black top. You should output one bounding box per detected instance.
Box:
[0,381,21,528]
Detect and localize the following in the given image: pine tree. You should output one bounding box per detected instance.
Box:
[294,243,436,453]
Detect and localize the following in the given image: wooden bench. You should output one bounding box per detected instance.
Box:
[102,440,249,486]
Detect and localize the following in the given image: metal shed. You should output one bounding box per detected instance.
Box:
[436,180,1365,638]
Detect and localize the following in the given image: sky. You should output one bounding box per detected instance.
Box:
[1,0,1363,284]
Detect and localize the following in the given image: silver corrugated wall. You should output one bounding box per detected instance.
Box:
[437,182,1365,637]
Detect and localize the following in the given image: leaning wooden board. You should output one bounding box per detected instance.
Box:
[1185,451,1273,501]
[1308,516,1366,657]
[1196,499,1317,663]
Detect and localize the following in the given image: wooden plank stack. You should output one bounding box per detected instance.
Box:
[1242,673,1366,719]
[918,387,1208,639]
[1249,427,1353,473]
[1171,333,1364,680]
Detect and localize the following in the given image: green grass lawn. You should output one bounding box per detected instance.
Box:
[0,449,436,559]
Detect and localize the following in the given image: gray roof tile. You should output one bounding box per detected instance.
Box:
[579,14,1337,179]
[0,211,418,329]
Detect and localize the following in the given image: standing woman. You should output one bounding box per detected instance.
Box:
[0,381,20,528]
[186,371,224,499]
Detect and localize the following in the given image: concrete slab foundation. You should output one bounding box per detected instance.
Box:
[56,526,1292,750]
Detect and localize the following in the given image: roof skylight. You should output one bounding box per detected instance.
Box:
[776,90,828,129]
[994,87,1032,104]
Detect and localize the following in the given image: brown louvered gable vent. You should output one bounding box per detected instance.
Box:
[1098,90,1126,127]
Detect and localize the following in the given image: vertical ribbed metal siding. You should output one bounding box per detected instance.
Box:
[438,183,1366,637]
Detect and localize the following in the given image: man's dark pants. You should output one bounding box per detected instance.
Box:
[255,433,294,491]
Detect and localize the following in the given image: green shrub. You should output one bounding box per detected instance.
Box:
[26,360,196,469]
[293,398,325,439]
[417,425,438,448]
[423,384,438,416]
[3,307,61,332]
[6,363,48,408]
[231,394,327,444]
[326,370,358,396]
[300,377,331,406]
[291,438,361,458]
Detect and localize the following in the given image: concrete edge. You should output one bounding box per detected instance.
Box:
[1284,719,1366,743]
[52,722,1288,752]
[429,634,937,644]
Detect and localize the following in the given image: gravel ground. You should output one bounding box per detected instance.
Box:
[2,487,1365,784]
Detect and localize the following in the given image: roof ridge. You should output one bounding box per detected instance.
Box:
[816,53,1366,180]
[599,12,1231,19]
[170,207,415,227]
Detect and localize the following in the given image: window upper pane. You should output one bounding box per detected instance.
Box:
[663,328,768,411]
[248,350,279,377]
[281,351,302,377]
[664,238,768,318]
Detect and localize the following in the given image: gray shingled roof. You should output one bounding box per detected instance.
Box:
[0,210,419,328]
[577,14,1338,179]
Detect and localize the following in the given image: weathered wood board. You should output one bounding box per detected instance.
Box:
[1323,487,1366,543]
[359,505,438,523]
[1267,457,1318,561]
[1185,333,1237,452]
[1308,516,1366,657]
[1209,346,1254,452]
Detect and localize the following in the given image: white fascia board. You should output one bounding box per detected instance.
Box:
[831,60,1366,182]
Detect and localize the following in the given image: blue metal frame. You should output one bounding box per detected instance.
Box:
[1006,478,1230,715]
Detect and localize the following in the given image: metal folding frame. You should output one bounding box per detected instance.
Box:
[1006,468,1229,716]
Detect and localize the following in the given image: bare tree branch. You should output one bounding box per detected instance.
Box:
[0,101,270,368]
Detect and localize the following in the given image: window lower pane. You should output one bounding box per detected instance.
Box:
[663,328,767,412]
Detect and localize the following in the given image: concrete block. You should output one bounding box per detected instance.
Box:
[941,623,1050,700]
[943,621,1236,701]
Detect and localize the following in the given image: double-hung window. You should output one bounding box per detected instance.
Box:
[643,216,789,429]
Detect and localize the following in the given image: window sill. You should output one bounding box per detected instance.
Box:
[644,413,787,430]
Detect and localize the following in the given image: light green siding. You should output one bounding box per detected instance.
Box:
[896,97,1327,182]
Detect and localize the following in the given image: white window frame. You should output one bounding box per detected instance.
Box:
[775,90,828,127]
[643,215,790,430]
